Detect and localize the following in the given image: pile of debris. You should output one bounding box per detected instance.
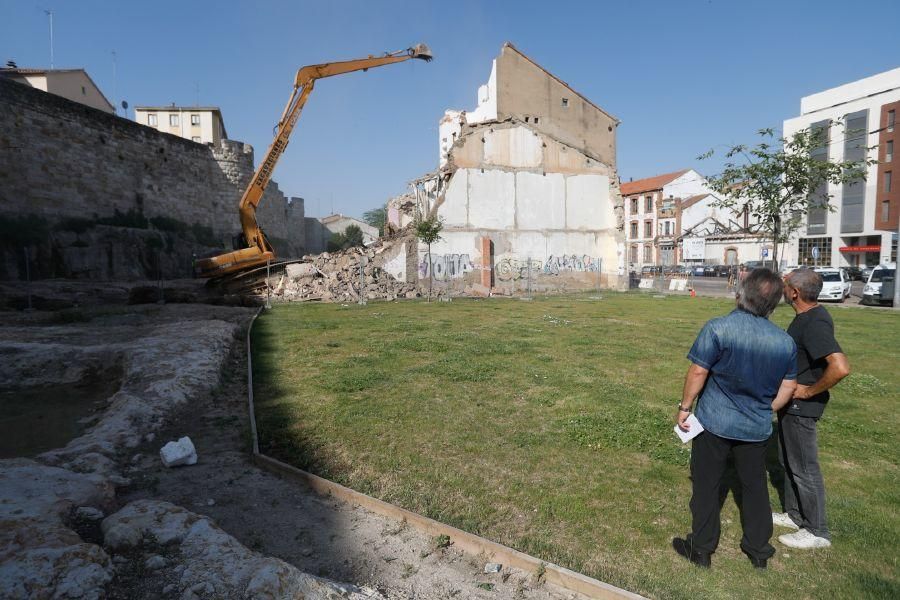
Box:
[273,245,420,303]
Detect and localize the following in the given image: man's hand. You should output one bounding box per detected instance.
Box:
[793,384,812,400]
[676,407,691,431]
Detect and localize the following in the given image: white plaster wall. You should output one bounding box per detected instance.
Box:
[662,169,713,200]
[566,174,610,230]
[439,110,464,168]
[516,172,566,230]
[466,60,498,125]
[483,127,542,168]
[703,238,773,265]
[466,169,516,229]
[381,243,408,282]
[440,168,469,227]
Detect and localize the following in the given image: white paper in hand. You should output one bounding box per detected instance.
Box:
[674,414,704,443]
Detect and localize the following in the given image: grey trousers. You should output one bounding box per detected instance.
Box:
[777,413,830,540]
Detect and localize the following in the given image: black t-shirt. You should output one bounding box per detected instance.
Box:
[785,305,843,418]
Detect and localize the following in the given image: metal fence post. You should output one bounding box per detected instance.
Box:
[359,254,367,306]
[265,259,271,310]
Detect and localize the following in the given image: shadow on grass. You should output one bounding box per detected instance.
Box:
[248,310,364,583]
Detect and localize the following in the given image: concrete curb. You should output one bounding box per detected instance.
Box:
[245,308,646,600]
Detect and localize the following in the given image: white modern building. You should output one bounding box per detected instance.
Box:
[135,105,228,145]
[783,67,900,268]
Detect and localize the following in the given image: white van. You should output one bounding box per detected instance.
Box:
[814,268,851,302]
[861,263,897,306]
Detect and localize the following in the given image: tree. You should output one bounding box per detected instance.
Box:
[413,215,443,302]
[327,224,365,251]
[699,126,874,268]
[362,205,387,237]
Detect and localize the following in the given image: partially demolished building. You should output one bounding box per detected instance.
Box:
[385,43,625,293]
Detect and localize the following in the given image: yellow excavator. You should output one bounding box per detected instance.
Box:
[195,44,433,279]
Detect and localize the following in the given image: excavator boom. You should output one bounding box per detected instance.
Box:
[195,44,432,279]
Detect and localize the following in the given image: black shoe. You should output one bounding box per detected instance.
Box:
[672,537,711,568]
[740,546,768,569]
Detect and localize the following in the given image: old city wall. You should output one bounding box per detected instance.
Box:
[0,78,304,279]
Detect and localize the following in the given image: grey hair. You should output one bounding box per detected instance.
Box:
[737,268,784,317]
[786,268,823,303]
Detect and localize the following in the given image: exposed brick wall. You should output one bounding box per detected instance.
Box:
[0,77,304,278]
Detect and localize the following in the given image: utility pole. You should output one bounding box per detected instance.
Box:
[44,10,54,68]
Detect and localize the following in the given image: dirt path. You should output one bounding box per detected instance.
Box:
[118,330,585,600]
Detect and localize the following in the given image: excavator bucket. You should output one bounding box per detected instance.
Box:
[410,43,433,62]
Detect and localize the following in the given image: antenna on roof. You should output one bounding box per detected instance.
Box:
[43,10,54,69]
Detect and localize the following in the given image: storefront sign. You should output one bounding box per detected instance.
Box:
[839,245,881,252]
[682,237,705,260]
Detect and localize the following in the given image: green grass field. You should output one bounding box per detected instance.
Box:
[251,294,899,599]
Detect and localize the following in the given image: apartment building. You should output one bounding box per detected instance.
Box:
[621,169,711,267]
[0,67,115,113]
[135,105,228,145]
[783,67,900,268]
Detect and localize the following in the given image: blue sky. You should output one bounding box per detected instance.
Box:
[2,0,898,219]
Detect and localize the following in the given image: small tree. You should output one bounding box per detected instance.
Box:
[327,224,365,252]
[700,126,874,268]
[414,215,443,301]
[362,205,387,236]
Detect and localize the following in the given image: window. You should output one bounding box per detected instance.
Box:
[630,198,638,214]
[630,245,638,263]
[889,110,895,133]
[882,201,890,222]
[645,196,653,212]
[886,171,893,193]
[887,140,894,163]
[561,98,569,108]
[644,221,652,238]
[524,116,529,123]
[148,114,158,126]
[81,86,86,95]
[665,221,671,236]
[807,119,829,235]
[533,117,539,124]
[798,237,833,265]
[841,110,867,233]
[191,136,201,143]
[643,245,652,262]
[169,114,179,127]
[191,114,200,126]
[630,222,638,238]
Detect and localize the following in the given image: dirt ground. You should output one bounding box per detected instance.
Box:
[36,303,589,599]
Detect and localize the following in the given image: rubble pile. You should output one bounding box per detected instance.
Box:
[273,245,420,303]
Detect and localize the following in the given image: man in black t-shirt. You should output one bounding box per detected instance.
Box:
[776,269,850,549]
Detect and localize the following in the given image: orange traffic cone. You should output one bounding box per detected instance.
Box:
[689,288,696,298]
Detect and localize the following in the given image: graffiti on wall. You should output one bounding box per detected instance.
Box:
[495,254,599,282]
[419,253,474,280]
[496,257,543,282]
[543,254,600,275]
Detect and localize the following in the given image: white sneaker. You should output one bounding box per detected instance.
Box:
[778,529,831,549]
[772,512,800,530]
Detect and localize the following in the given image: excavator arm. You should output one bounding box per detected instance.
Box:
[195,44,433,279]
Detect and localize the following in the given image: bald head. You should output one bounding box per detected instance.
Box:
[785,268,823,303]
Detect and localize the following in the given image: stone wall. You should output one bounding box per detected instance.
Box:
[0,78,305,280]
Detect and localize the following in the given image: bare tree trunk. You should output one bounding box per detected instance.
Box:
[772,215,781,270]
[427,242,433,302]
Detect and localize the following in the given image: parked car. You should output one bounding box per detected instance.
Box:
[861,265,877,281]
[703,265,716,277]
[641,265,663,277]
[845,266,864,281]
[862,264,897,306]
[714,265,733,277]
[688,264,705,277]
[814,268,851,302]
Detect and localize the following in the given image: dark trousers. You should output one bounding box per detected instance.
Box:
[778,413,830,539]
[687,431,775,560]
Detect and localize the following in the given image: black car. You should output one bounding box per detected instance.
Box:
[703,265,716,277]
[714,265,733,277]
[845,266,864,281]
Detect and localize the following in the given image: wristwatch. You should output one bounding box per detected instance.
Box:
[678,405,691,412]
